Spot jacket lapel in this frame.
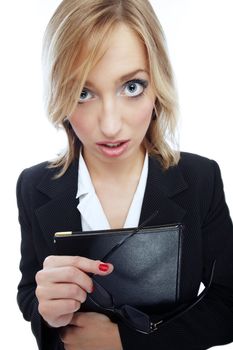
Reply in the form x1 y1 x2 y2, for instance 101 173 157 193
139 156 188 226
35 159 82 250
35 155 188 250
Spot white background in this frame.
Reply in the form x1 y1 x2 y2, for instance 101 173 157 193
0 0 232 348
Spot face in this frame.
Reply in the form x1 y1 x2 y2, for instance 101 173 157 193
69 24 155 167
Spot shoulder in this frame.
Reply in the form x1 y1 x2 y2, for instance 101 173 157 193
17 161 56 189
178 151 220 178
179 151 216 168
177 152 223 194
16 158 79 203
16 161 62 201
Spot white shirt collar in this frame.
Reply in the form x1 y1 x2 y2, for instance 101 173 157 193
76 152 110 230
76 152 148 231
76 152 94 199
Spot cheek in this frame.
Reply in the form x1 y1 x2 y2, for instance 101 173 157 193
132 102 153 128
69 111 92 140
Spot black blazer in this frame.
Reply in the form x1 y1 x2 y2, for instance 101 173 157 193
16 152 233 350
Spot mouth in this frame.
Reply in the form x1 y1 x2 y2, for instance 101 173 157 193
97 140 129 147
96 140 130 157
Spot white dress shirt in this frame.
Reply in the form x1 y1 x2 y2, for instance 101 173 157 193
76 152 148 231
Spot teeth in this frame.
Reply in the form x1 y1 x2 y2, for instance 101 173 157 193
105 143 121 148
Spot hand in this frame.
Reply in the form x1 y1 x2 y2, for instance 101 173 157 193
35 256 113 328
60 312 123 350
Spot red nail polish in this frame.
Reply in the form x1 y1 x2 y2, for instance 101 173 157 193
91 285 94 293
99 263 109 272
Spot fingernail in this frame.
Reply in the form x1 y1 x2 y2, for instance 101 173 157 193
91 284 94 293
99 263 109 272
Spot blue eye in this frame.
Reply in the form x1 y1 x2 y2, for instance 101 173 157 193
78 89 93 103
122 79 148 97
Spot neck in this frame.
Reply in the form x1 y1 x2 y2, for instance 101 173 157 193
83 148 146 185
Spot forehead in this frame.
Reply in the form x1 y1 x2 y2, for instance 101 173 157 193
85 24 149 85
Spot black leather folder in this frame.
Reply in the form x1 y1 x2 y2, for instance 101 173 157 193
54 223 183 312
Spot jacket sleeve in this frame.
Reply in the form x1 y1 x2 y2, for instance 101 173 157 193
16 171 63 350
118 160 233 350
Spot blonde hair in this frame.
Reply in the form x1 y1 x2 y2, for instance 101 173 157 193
43 0 180 176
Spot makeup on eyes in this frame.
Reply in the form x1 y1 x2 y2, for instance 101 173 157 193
124 78 148 89
79 89 94 102
78 77 149 103
121 78 149 98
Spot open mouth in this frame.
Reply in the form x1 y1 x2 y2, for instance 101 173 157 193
96 140 129 157
97 140 128 148
102 142 124 148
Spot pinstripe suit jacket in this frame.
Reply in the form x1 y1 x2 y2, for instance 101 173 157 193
16 152 233 349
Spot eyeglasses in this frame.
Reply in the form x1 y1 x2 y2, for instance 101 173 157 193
88 257 216 334
87 211 162 334
86 211 216 334
88 278 163 334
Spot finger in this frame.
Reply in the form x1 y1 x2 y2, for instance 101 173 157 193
43 255 114 275
38 299 81 323
36 282 87 303
71 256 114 275
36 266 94 293
60 324 80 344
69 312 110 327
69 312 88 327
69 312 83 326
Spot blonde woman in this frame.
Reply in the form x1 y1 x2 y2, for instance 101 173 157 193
16 0 233 349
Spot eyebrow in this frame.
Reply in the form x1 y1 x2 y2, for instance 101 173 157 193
117 69 149 83
85 69 149 89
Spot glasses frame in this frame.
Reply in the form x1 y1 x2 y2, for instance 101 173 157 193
87 211 165 334
86 211 215 334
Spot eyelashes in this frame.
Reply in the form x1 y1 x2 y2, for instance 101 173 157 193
79 89 94 103
78 78 149 103
121 79 148 98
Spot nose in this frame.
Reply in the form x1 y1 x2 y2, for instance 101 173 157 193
99 97 122 138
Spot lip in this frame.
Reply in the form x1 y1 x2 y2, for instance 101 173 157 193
96 140 130 158
96 139 129 145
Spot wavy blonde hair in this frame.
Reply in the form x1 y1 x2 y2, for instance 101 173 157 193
43 0 180 176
